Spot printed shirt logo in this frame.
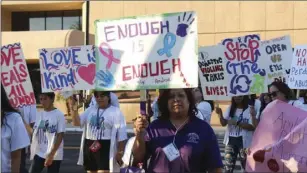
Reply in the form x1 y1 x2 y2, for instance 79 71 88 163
186 132 199 144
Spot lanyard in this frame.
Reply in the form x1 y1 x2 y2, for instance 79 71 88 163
171 118 189 150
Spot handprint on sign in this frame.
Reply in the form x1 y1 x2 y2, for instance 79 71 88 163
176 12 195 37
271 54 282 63
250 74 265 94
96 70 115 89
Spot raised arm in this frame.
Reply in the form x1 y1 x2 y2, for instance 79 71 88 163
132 116 149 165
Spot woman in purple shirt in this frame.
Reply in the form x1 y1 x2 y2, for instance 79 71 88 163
133 88 223 173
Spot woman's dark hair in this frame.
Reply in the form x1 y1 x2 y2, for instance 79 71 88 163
39 92 55 101
259 93 271 115
1 85 18 127
94 91 111 104
229 95 249 118
195 87 215 111
157 88 197 119
270 81 294 100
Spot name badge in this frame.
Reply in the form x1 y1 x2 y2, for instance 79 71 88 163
162 143 180 162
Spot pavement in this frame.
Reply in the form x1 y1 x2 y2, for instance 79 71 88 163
25 124 243 173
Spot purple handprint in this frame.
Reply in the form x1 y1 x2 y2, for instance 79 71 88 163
176 12 195 37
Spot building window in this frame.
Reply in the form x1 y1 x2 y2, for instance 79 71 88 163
12 10 82 31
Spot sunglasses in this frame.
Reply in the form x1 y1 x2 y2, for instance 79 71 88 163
269 91 279 97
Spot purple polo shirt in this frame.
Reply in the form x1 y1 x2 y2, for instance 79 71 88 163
144 116 223 172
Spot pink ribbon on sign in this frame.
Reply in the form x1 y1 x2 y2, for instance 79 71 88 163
99 42 121 69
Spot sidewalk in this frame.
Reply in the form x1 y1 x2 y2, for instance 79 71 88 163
65 121 226 135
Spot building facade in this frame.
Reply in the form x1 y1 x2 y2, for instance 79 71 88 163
2 1 307 124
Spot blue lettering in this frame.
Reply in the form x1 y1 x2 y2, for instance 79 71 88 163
87 49 95 63
43 69 76 90
229 74 251 94
40 52 57 70
71 48 81 65
54 52 64 65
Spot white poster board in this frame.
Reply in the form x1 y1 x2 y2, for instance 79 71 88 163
260 35 293 84
198 45 230 100
221 34 268 96
39 45 95 92
95 11 198 90
1 43 36 108
288 45 307 89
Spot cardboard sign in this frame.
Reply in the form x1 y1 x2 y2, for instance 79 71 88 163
261 35 293 84
288 45 307 89
246 100 307 172
221 34 268 96
95 11 198 90
39 45 95 92
1 43 36 108
198 45 230 100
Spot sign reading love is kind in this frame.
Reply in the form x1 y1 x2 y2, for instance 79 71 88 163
246 100 307 173
95 11 198 90
221 34 268 96
198 45 230 100
288 45 307 89
260 35 293 84
39 45 96 92
1 43 36 108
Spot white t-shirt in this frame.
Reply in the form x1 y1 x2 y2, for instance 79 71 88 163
122 136 136 166
32 109 66 160
89 92 119 108
80 105 127 141
18 104 36 125
1 112 30 172
223 107 252 137
195 101 212 124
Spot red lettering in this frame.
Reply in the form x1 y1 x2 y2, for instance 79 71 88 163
224 40 258 62
295 48 307 58
172 58 181 73
149 62 159 76
1 72 10 86
297 58 307 66
160 60 170 75
18 63 28 78
132 65 141 78
1 46 23 66
205 86 228 96
140 64 148 77
122 66 131 81
224 42 236 61
9 69 19 84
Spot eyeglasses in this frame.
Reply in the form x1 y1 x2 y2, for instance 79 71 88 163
269 91 279 97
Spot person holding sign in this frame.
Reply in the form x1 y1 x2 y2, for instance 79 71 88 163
269 81 305 110
215 95 255 173
133 89 223 173
193 87 214 124
1 86 30 173
69 91 127 173
28 92 66 173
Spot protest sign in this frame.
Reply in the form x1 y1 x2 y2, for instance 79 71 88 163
221 34 268 96
39 45 95 92
95 11 198 90
1 43 36 108
198 45 230 100
288 45 307 89
246 100 307 172
261 35 293 84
